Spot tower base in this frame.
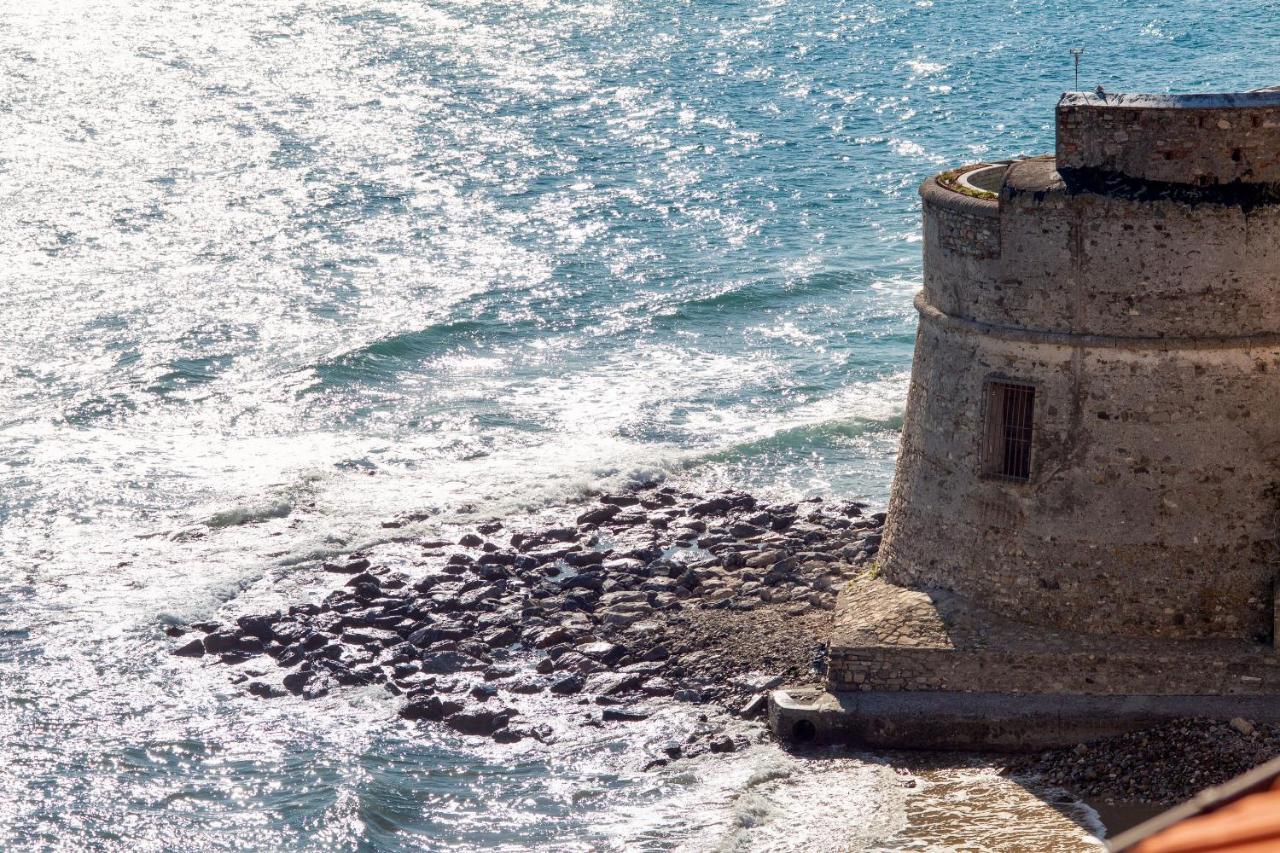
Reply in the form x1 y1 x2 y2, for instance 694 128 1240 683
767 577 1280 751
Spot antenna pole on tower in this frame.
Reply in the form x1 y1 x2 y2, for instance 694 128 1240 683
1070 48 1084 91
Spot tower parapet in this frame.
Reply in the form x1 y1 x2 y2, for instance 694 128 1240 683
1057 90 1280 186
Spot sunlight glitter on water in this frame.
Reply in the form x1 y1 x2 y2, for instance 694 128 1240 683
4 0 1280 847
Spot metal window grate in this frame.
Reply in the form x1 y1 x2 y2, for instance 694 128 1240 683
984 381 1035 481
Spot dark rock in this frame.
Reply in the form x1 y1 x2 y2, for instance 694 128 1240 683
282 669 311 695
576 505 621 525
459 533 484 547
202 629 240 654
420 651 484 674
399 695 464 721
506 677 545 694
689 497 731 516
584 671 646 697
535 657 555 674
477 521 503 535
492 727 523 744
709 735 737 754
470 683 499 701
446 705 515 736
602 708 650 722
324 558 370 574
236 614 277 641
172 637 206 657
247 680 287 699
575 641 626 664
550 674 584 695
482 626 519 647
529 626 570 648
662 742 683 759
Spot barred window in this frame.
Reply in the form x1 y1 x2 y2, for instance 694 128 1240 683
984 381 1035 482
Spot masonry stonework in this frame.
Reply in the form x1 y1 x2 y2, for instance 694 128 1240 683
879 93 1280 646
771 91 1280 747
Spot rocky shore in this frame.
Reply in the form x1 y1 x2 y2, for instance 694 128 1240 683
169 483 884 756
1016 717 1280 806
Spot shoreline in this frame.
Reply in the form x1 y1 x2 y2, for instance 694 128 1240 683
170 482 881 755
167 481 1279 841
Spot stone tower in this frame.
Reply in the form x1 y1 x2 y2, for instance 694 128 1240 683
882 91 1280 642
772 91 1280 749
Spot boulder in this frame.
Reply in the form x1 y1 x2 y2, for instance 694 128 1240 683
399 695 463 721
172 638 206 658
549 674 584 695
420 651 484 674
584 671 646 697
446 705 515 736
576 505 621 525
324 558 370 574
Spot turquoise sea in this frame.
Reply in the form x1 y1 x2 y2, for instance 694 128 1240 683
2 0 1278 849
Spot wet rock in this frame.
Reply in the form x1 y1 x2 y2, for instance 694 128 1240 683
420 651 484 674
506 677 545 694
492 727 523 744
247 680 288 699
236 614 278 642
550 674 584 695
172 637 206 657
446 705 515 736
324 558 370 574
477 521 503 535
584 671 646 697
731 672 784 693
202 629 241 654
689 497 731 516
602 708 650 722
575 641 625 664
399 695 464 721
471 683 499 701
576 505 621 525
528 626 570 648
459 533 484 547
482 626 519 647
564 551 604 568
709 735 736 754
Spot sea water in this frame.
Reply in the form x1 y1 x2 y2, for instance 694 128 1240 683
1 0 1276 848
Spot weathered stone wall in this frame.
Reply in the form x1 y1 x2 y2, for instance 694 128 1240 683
827 646 1280 695
1057 91 1280 186
923 159 1280 339
826 578 1280 695
883 155 1280 641
883 313 1280 640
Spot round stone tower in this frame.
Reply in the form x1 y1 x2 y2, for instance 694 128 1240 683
880 91 1280 642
